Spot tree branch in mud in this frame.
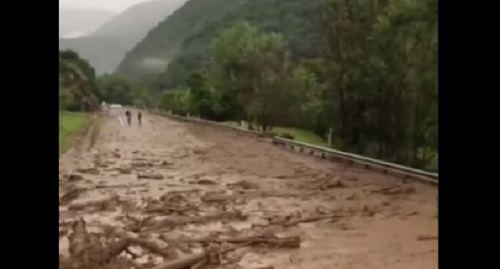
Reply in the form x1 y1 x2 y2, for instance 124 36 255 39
282 214 345 227
67 218 132 268
112 228 178 259
180 235 301 249
149 242 254 269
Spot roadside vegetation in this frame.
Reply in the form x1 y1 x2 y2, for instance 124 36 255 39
157 0 437 171
59 112 88 152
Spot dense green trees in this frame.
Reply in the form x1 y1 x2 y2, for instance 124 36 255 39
59 50 154 111
59 50 100 111
96 74 154 108
157 0 438 170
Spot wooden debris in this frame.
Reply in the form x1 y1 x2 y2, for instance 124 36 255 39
417 234 438 241
144 204 197 215
60 187 84 205
132 162 154 168
138 173 164 180
112 228 177 259
68 195 120 211
141 211 246 233
67 218 131 268
150 242 252 269
201 193 233 203
190 179 217 185
228 180 259 190
182 234 301 249
76 167 100 175
68 174 84 181
150 251 207 269
119 168 133 174
283 214 344 227
96 183 148 189
371 185 415 195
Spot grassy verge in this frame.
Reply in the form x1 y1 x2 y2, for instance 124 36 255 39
59 112 89 153
224 121 329 148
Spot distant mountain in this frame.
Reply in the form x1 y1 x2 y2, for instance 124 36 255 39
59 8 115 38
93 0 188 48
58 0 188 75
59 36 127 75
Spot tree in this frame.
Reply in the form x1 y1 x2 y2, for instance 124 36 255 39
59 50 100 111
209 22 292 131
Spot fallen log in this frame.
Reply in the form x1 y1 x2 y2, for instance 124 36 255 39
96 183 147 189
200 191 310 203
283 214 345 227
181 235 301 249
138 173 164 180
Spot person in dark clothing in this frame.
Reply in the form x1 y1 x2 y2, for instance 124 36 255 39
137 111 142 126
125 110 132 126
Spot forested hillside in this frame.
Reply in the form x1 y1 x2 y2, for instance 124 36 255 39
128 0 438 171
116 0 325 90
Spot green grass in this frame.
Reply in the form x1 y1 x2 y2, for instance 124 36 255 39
59 112 89 153
224 121 330 148
271 127 330 147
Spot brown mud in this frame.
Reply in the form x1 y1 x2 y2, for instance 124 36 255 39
59 108 437 269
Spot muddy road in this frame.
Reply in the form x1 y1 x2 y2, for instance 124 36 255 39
59 108 438 269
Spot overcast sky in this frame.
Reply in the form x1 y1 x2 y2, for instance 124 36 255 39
60 0 153 12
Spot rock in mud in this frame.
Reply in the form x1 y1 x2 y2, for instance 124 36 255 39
137 173 164 180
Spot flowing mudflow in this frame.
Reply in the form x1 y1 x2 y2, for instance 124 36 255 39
59 108 437 269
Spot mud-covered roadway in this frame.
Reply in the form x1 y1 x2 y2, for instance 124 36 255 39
59 108 437 269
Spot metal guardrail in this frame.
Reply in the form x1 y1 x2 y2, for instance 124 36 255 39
156 111 438 186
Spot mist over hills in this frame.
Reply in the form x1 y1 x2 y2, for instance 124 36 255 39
59 8 115 38
59 0 188 75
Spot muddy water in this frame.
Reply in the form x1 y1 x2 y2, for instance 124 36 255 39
59 108 437 269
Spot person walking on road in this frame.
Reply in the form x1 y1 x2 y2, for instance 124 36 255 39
138 111 142 126
125 110 132 126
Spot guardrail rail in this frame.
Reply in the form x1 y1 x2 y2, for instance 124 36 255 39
154 110 438 186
